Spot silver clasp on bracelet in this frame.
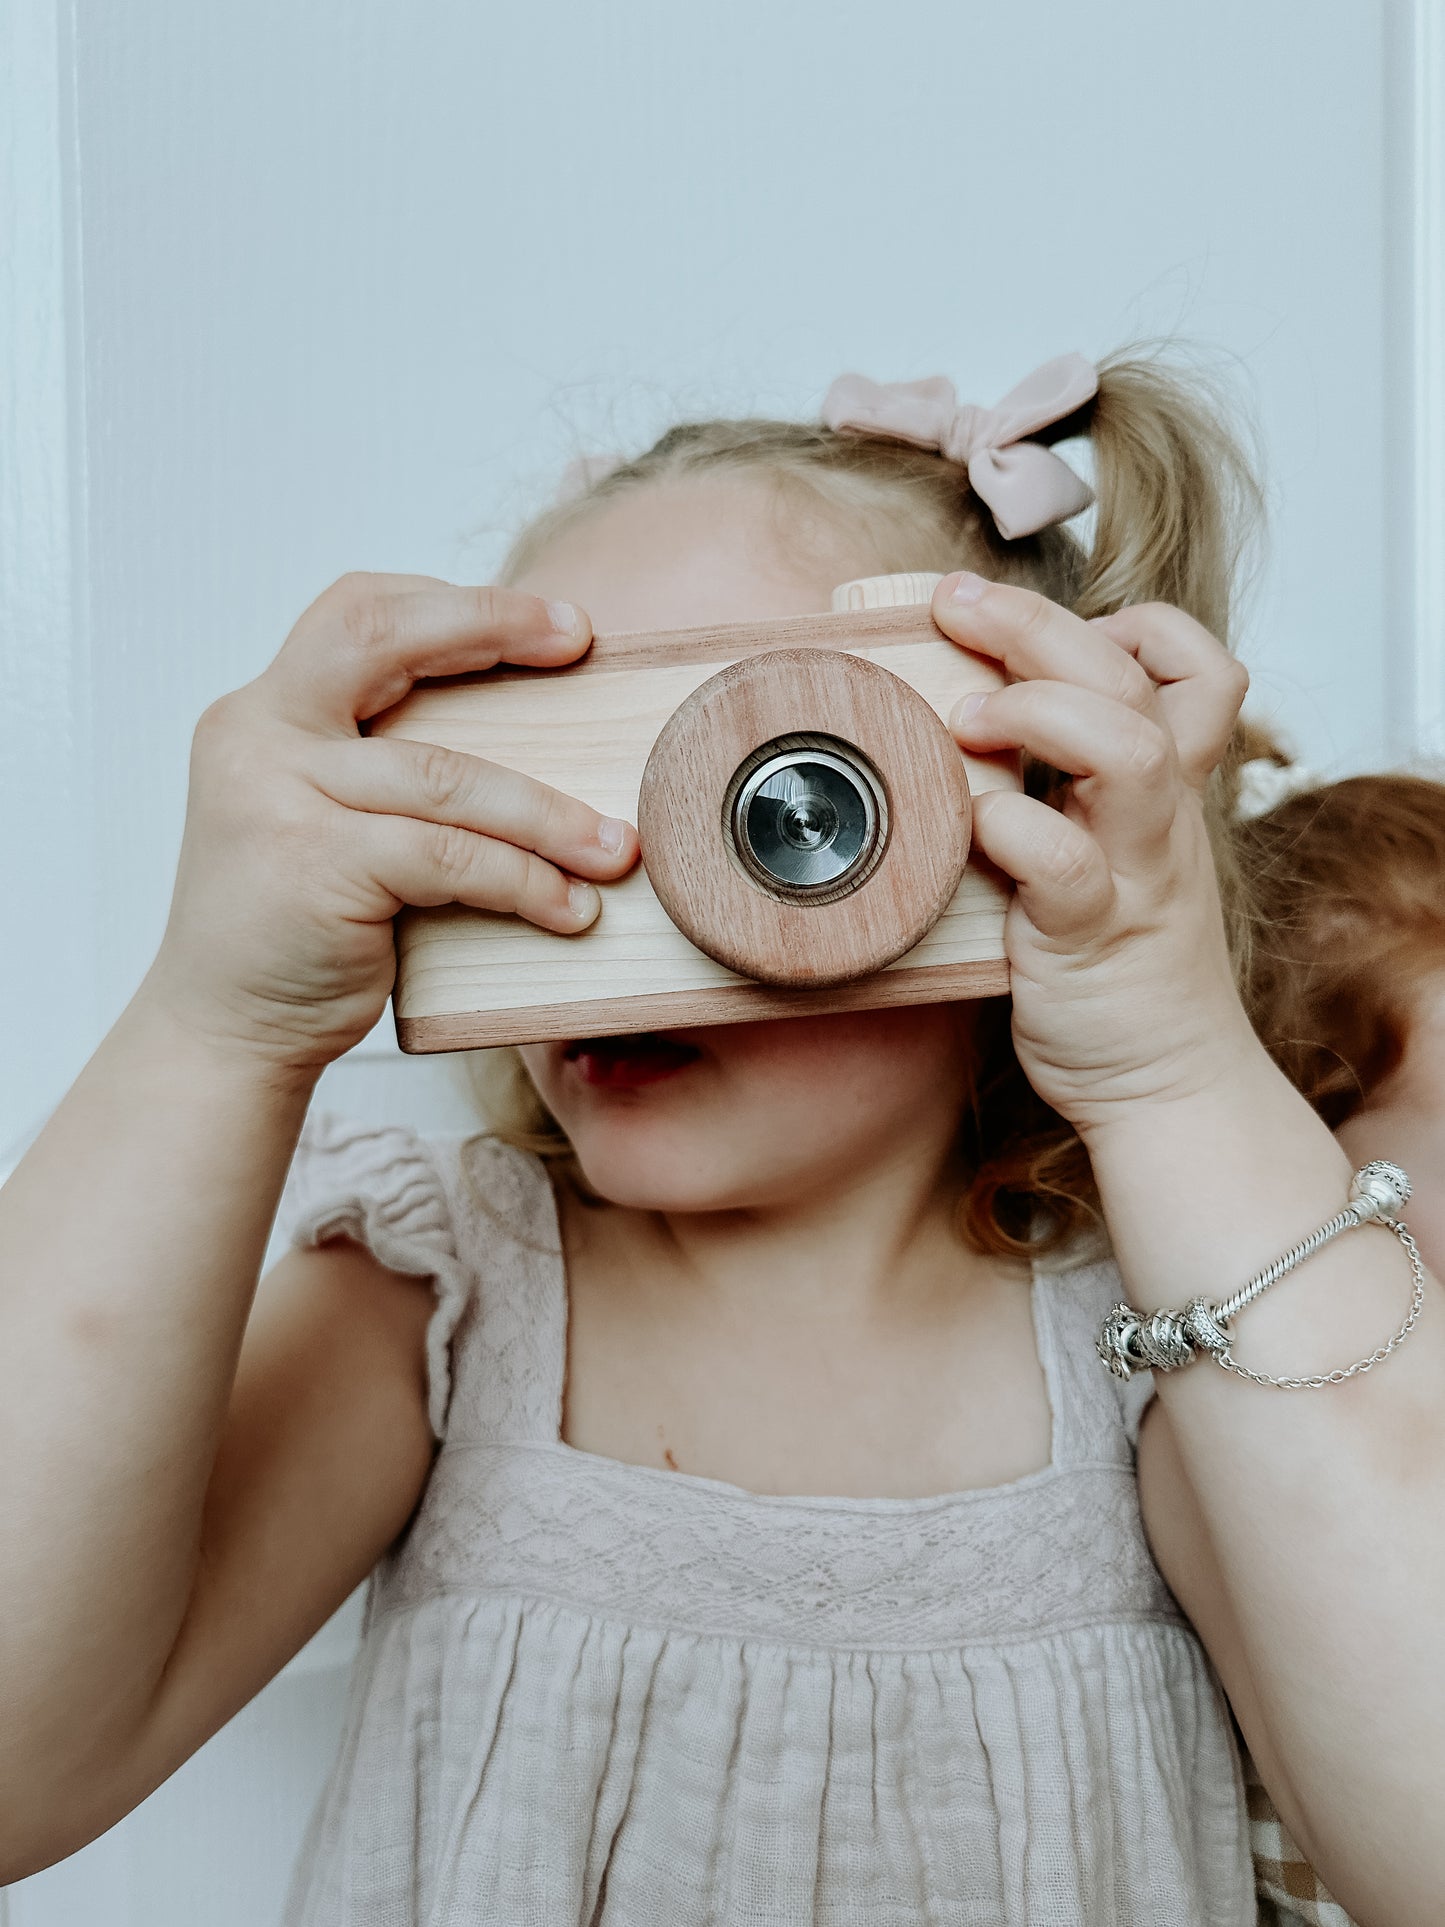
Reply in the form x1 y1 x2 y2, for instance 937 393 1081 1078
1095 1162 1428 1390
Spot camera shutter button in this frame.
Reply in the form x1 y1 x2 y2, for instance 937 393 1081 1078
829 571 946 612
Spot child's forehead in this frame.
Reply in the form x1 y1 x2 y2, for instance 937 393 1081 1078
509 475 853 636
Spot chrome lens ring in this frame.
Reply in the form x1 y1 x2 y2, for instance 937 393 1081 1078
727 736 887 901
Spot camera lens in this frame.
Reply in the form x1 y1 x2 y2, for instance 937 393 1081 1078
776 789 840 854
731 742 883 894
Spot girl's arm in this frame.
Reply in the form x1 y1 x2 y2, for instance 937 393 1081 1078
0 573 638 1875
1094 1058 1444 1927
0 1001 440 1878
932 572 1445 1927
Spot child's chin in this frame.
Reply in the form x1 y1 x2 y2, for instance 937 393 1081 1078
576 1165 727 1215
571 1141 752 1215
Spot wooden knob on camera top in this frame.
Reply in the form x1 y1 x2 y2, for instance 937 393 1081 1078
830 571 946 612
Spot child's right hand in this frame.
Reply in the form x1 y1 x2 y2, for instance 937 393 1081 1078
141 572 639 1077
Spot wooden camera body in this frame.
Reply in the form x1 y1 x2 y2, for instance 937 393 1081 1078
373 572 1020 1051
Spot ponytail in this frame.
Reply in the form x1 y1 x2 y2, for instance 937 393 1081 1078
1077 350 1265 643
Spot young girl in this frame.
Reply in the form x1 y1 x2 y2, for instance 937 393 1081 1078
1239 763 1445 1271
3 352 1442 1926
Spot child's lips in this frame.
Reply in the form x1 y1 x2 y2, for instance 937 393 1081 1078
562 1032 704 1091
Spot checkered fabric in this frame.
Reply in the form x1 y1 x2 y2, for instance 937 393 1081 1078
1243 1747 1358 1926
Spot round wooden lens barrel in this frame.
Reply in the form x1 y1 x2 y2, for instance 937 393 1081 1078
637 645 972 987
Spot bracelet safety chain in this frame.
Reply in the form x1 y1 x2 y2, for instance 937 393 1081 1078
1096 1161 1428 1390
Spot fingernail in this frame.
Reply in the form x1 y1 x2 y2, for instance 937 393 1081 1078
597 816 627 853
948 571 988 606
547 599 581 636
951 692 990 727
567 880 600 922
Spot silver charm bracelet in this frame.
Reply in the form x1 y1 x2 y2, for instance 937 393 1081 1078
1096 1161 1428 1390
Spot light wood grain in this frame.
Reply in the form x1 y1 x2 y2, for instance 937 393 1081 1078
394 959 1013 1050
464 599 969 682
372 604 1019 1047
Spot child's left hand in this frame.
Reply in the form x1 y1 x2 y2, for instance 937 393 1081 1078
930 570 1262 1140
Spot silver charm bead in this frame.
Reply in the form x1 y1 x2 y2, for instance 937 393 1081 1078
1096 1303 1146 1380
1182 1298 1232 1358
1096 1299 1210 1378
1349 1160 1412 1222
1137 1308 1196 1372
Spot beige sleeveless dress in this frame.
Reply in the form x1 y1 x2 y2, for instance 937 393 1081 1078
274 1109 1256 1925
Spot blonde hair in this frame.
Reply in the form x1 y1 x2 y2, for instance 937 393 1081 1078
463 347 1267 1256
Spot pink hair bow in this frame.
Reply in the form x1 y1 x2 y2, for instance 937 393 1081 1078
820 352 1099 540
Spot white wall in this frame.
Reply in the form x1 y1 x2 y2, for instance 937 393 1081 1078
4 0 1443 1918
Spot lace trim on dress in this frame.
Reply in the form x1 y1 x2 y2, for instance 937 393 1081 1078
373 1436 1186 1648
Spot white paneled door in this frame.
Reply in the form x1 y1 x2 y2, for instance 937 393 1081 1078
3 0 1442 1918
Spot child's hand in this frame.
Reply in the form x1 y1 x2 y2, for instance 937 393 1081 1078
142 573 639 1077
931 572 1260 1139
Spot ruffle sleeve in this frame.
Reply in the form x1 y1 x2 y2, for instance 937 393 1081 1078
274 1108 472 1441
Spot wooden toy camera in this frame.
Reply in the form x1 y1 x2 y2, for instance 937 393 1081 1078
373 572 1021 1051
